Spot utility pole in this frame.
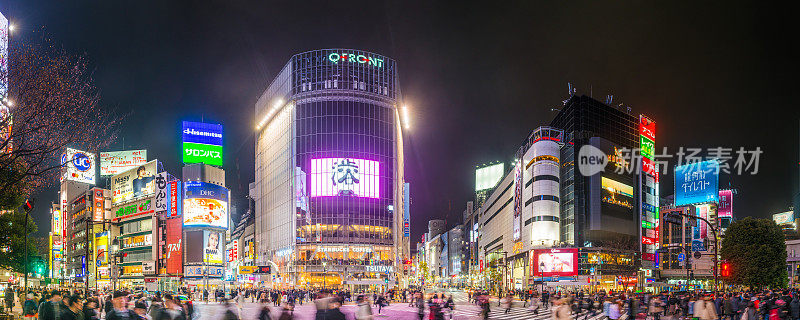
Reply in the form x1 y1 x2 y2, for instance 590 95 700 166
23 199 35 293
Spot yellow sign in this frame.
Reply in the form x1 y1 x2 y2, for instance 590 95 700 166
239 266 259 274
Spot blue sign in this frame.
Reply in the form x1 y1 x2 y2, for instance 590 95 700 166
675 160 719 206
678 253 685 262
182 121 223 146
73 152 92 172
692 240 705 252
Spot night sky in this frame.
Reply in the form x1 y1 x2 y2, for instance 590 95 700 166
2 1 797 240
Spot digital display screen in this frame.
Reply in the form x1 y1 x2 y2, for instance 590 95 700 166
675 160 719 206
183 181 229 229
310 158 380 198
534 248 578 276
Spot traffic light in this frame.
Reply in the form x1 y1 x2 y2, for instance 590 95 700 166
721 262 731 277
23 198 35 213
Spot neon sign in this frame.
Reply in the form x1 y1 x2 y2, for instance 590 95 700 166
328 52 384 68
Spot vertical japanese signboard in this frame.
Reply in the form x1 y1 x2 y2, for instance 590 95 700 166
154 172 169 214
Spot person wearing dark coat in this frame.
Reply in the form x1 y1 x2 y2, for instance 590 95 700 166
789 297 800 320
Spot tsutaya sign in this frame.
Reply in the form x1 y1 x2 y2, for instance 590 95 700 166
328 52 384 68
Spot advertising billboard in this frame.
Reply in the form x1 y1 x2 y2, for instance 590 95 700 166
0 11 8 98
182 121 223 166
183 181 229 229
773 211 795 227
675 160 719 206
476 163 504 191
111 160 157 204
154 172 169 214
169 180 182 217
100 150 147 176
114 199 153 220
94 231 109 268
310 158 380 198
203 230 224 265
534 248 578 277
93 189 105 221
60 148 96 185
184 230 204 263
165 218 183 274
718 189 733 218
52 208 62 236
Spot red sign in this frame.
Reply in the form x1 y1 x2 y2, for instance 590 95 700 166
641 236 657 245
718 190 733 218
165 218 183 274
533 248 579 277
228 240 239 262
639 115 656 141
479 259 484 272
642 157 656 176
642 253 655 261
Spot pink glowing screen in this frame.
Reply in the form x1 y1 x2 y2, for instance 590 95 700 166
310 158 380 198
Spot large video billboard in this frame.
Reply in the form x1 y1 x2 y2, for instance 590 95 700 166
310 158 380 198
182 121 223 166
774 211 795 227
60 148 96 185
533 248 578 277
476 163 504 191
675 160 719 206
100 150 147 176
183 181 229 229
111 160 157 204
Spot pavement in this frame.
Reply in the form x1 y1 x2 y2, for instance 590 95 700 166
192 291 631 320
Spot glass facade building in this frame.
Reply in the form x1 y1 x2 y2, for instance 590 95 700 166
550 95 639 247
254 49 408 289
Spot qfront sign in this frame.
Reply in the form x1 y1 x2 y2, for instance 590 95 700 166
328 52 384 68
182 121 223 166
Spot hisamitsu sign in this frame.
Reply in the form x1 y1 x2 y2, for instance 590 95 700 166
674 160 719 207
182 121 223 166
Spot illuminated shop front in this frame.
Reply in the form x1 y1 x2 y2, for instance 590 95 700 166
254 49 409 290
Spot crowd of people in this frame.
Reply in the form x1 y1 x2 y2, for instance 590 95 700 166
9 285 800 320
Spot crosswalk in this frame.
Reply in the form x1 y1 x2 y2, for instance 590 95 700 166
451 305 629 320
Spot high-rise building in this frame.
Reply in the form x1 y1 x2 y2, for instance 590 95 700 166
253 49 407 290
550 95 639 247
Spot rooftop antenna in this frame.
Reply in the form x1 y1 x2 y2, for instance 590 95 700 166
605 95 614 105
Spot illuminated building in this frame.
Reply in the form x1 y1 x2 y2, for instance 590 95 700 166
253 49 408 290
521 126 563 247
549 95 640 248
64 187 111 288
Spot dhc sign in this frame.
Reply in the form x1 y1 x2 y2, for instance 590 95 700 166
328 52 384 68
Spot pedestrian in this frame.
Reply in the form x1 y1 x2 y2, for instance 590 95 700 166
155 294 186 320
325 301 346 320
38 290 63 320
356 295 374 320
83 298 100 320
501 294 512 314
59 295 85 320
133 300 152 320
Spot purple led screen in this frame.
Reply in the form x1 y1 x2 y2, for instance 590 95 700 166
310 158 380 198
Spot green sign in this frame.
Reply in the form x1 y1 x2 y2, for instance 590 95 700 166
642 220 654 229
640 136 655 160
115 200 152 219
182 142 223 166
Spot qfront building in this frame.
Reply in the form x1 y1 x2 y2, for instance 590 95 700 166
254 49 409 290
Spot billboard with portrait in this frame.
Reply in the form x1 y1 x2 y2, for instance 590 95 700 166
310 158 380 198
100 150 147 176
60 148 96 185
203 230 224 265
533 248 578 277
675 160 719 206
111 160 157 204
183 181 229 229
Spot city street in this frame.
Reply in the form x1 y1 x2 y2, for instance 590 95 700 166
193 291 630 320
